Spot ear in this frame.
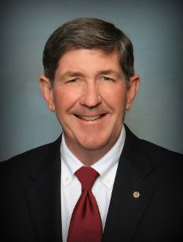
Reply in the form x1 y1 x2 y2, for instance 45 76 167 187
126 74 140 111
39 75 55 112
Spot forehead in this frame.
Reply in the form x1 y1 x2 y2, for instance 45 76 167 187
61 47 120 58
56 48 121 74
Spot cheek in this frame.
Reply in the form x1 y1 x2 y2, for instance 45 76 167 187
102 85 127 108
53 87 80 112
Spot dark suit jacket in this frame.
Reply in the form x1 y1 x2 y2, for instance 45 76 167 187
0 126 183 242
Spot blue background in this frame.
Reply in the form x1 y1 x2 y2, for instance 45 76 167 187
0 0 183 160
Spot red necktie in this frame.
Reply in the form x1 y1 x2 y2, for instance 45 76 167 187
67 166 102 242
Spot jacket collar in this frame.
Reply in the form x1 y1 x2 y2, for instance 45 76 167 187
102 126 155 241
24 125 155 242
25 136 62 242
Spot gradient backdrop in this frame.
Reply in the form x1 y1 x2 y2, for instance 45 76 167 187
0 0 183 161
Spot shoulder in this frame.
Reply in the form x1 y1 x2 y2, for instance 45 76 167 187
125 124 183 158
139 139 183 182
125 125 183 172
140 138 183 159
139 138 183 165
0 136 61 181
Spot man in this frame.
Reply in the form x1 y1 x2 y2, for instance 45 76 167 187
0 18 183 242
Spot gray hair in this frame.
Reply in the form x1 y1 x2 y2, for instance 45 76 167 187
43 18 134 84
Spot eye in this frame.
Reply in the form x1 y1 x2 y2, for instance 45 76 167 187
67 78 77 83
102 76 114 82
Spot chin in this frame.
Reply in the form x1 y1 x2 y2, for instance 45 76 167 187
77 134 112 151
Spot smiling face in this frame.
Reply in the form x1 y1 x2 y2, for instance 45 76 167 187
40 49 139 164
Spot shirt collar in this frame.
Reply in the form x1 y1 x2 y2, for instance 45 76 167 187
61 125 126 189
61 136 83 187
92 125 125 189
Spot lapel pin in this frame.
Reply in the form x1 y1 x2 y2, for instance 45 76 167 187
133 191 140 198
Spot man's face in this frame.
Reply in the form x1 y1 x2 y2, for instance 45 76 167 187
40 49 139 161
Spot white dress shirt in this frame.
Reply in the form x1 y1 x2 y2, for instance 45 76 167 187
61 126 126 242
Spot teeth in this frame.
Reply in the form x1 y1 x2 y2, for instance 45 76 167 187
77 115 102 121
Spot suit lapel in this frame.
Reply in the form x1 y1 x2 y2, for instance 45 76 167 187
25 137 62 242
23 127 155 242
102 127 155 241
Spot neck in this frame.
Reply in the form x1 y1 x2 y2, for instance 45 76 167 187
64 135 121 166
69 148 108 166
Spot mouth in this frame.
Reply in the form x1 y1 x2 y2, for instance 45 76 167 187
74 114 107 121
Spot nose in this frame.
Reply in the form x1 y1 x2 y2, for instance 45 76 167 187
80 81 102 108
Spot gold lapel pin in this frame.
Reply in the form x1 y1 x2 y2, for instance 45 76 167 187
133 191 140 198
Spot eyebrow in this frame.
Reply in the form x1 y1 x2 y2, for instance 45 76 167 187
96 69 121 77
60 71 85 80
60 69 121 80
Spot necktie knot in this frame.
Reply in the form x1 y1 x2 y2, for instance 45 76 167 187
75 166 99 191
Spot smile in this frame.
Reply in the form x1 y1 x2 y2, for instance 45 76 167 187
74 114 106 121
